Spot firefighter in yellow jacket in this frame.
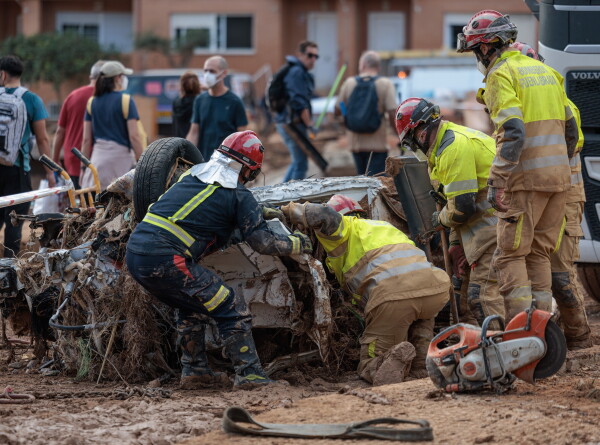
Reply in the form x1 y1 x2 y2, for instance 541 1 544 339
457 11 579 320
281 196 450 384
395 97 504 329
511 42 592 349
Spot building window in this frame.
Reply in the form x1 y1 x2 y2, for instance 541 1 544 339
444 13 537 50
56 12 133 52
62 23 100 42
170 14 253 52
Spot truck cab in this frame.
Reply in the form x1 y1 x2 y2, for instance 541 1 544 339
533 0 600 294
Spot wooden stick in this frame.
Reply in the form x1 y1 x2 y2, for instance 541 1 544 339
438 202 460 323
96 323 118 384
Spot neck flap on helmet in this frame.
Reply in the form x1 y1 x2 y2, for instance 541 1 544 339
190 151 243 189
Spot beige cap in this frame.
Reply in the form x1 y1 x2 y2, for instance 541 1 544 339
100 61 133 78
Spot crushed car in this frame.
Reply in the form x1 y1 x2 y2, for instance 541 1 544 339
0 138 431 382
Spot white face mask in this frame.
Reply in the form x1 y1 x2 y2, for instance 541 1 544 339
203 72 221 88
120 75 129 91
477 61 488 76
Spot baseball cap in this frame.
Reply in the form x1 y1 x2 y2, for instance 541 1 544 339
100 61 133 78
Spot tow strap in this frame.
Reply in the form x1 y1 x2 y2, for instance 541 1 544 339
222 406 433 441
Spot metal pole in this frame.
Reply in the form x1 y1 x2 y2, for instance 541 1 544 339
314 64 347 130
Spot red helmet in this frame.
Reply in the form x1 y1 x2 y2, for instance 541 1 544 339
327 194 367 216
395 98 440 143
217 130 264 171
511 42 545 62
457 10 517 53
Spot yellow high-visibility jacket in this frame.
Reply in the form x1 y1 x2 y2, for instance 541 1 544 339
315 215 449 313
484 49 575 192
428 121 498 264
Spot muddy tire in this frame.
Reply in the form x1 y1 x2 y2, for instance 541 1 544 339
133 137 204 222
577 263 600 303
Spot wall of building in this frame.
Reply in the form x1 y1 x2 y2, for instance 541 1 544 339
0 1 21 41
132 0 285 78
409 0 533 50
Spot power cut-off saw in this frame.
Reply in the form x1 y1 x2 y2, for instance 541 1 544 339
426 309 567 393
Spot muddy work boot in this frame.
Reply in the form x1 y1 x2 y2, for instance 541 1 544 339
408 318 435 379
223 331 273 388
177 320 229 389
371 342 416 386
552 272 592 350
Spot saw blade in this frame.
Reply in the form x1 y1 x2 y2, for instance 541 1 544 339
533 319 567 380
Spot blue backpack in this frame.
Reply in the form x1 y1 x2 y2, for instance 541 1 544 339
344 76 381 134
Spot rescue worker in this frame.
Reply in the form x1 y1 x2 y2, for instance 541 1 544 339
511 42 591 349
457 11 579 320
395 98 505 329
281 195 450 383
126 131 312 389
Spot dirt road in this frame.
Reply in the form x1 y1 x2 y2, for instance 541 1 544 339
1 307 599 445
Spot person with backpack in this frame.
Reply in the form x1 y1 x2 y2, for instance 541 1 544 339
335 51 397 176
272 41 318 182
0 55 55 257
80 61 144 192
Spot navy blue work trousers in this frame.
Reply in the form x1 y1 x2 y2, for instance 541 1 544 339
126 251 252 339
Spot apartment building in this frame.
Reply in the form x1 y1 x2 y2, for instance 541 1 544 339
1 0 534 92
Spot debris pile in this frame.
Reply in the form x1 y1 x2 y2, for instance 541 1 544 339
1 170 413 383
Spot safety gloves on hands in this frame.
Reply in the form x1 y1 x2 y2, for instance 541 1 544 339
448 243 468 277
281 202 309 228
288 230 313 254
431 210 446 232
261 204 285 221
487 186 508 212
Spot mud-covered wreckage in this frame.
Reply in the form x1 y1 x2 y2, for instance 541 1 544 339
0 142 429 382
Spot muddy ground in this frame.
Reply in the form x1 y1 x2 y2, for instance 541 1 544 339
2 131 600 444
1 298 599 445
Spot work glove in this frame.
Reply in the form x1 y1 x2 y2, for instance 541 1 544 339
431 210 446 232
261 204 285 221
281 202 309 228
448 243 468 277
288 230 313 255
487 186 508 212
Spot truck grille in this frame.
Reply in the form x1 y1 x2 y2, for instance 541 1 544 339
567 71 600 129
581 135 600 241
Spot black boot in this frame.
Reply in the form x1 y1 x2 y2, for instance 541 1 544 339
177 320 229 389
223 330 273 388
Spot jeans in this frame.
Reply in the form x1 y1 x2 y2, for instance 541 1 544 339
352 151 388 176
276 123 308 182
0 165 32 257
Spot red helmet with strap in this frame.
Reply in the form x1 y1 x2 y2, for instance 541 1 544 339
395 98 440 144
457 10 518 53
511 42 544 62
217 130 264 171
327 194 367 216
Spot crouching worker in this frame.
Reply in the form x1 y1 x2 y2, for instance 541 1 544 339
281 195 450 384
126 131 311 389
395 98 504 329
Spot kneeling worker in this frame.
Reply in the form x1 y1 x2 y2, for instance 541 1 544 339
126 131 311 389
282 196 450 383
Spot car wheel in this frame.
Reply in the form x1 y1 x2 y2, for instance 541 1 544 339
133 137 204 222
577 263 600 303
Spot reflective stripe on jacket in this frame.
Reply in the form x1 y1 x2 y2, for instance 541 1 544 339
429 121 498 264
567 99 585 204
484 49 571 192
315 216 449 313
